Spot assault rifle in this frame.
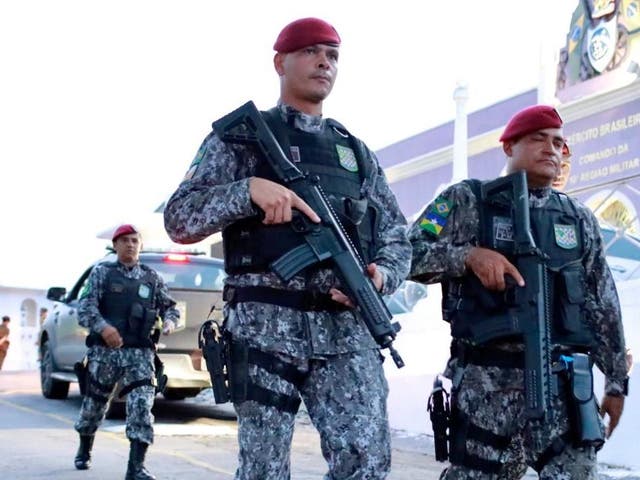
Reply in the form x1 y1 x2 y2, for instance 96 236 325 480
212 101 404 368
469 171 553 419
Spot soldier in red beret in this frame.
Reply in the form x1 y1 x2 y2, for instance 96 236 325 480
165 16 411 480
409 105 627 478
73 223 179 479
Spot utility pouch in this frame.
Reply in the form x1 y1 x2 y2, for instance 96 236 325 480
198 319 230 404
556 266 586 334
129 302 144 331
427 375 450 461
141 308 158 338
566 353 605 450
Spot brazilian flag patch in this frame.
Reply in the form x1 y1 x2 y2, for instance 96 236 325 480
419 197 453 236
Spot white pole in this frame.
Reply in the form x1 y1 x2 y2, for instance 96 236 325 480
452 81 469 183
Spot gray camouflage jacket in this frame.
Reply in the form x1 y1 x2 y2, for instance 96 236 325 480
78 261 180 337
408 181 628 396
164 102 411 358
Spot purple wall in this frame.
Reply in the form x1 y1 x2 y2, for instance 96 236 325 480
377 89 537 170
381 90 640 219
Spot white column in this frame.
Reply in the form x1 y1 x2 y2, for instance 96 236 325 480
452 82 469 183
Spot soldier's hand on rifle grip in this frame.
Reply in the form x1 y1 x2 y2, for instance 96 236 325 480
600 394 625 438
101 324 123 348
249 177 320 224
329 263 383 307
465 246 525 291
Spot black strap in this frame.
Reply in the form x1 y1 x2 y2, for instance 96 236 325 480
224 285 347 312
467 422 511 450
86 377 111 403
532 432 572 472
118 379 154 398
247 384 301 414
459 453 503 474
457 344 525 369
248 348 307 388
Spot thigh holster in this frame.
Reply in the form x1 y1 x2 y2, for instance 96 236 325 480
228 339 306 414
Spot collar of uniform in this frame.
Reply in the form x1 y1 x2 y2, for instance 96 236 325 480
529 187 553 208
275 101 324 133
116 261 141 274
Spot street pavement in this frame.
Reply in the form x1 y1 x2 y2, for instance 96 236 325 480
0 370 443 479
2 370 637 479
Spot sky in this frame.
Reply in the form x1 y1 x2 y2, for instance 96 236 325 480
0 0 579 290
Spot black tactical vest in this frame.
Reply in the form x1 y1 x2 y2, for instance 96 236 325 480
443 181 595 349
222 108 379 275
98 262 157 348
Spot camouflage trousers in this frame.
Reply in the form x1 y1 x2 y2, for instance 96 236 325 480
441 364 599 480
74 346 156 444
233 347 391 480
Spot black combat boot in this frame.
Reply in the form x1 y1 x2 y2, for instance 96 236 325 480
74 434 94 470
125 440 156 480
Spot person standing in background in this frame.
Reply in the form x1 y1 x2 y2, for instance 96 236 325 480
0 316 11 370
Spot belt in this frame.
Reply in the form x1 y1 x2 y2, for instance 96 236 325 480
223 285 348 312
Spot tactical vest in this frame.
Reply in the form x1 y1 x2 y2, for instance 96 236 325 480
222 108 379 275
443 180 595 349
96 262 157 348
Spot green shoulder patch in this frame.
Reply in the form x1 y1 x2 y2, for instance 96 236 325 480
79 282 91 299
184 145 206 180
419 197 453 236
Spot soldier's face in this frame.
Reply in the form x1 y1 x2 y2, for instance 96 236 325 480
504 128 564 188
552 159 572 190
275 43 339 107
113 233 142 265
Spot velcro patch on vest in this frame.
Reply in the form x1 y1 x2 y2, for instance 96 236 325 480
110 283 125 293
554 224 578 249
419 197 453 236
336 145 358 172
138 284 151 299
289 146 301 163
493 216 514 243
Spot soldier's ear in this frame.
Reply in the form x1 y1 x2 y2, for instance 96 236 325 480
274 53 285 76
502 141 513 157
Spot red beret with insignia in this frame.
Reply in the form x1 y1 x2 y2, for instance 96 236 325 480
112 224 139 242
273 17 341 53
499 105 563 143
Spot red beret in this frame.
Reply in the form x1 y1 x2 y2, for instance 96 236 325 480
499 105 563 143
112 224 139 242
274 17 341 53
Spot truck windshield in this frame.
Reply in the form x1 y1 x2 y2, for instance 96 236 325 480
145 259 226 291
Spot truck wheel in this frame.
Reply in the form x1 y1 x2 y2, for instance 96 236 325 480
40 341 70 399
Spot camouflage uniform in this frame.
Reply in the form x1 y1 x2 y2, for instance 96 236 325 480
164 102 411 479
409 182 627 479
74 261 179 444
